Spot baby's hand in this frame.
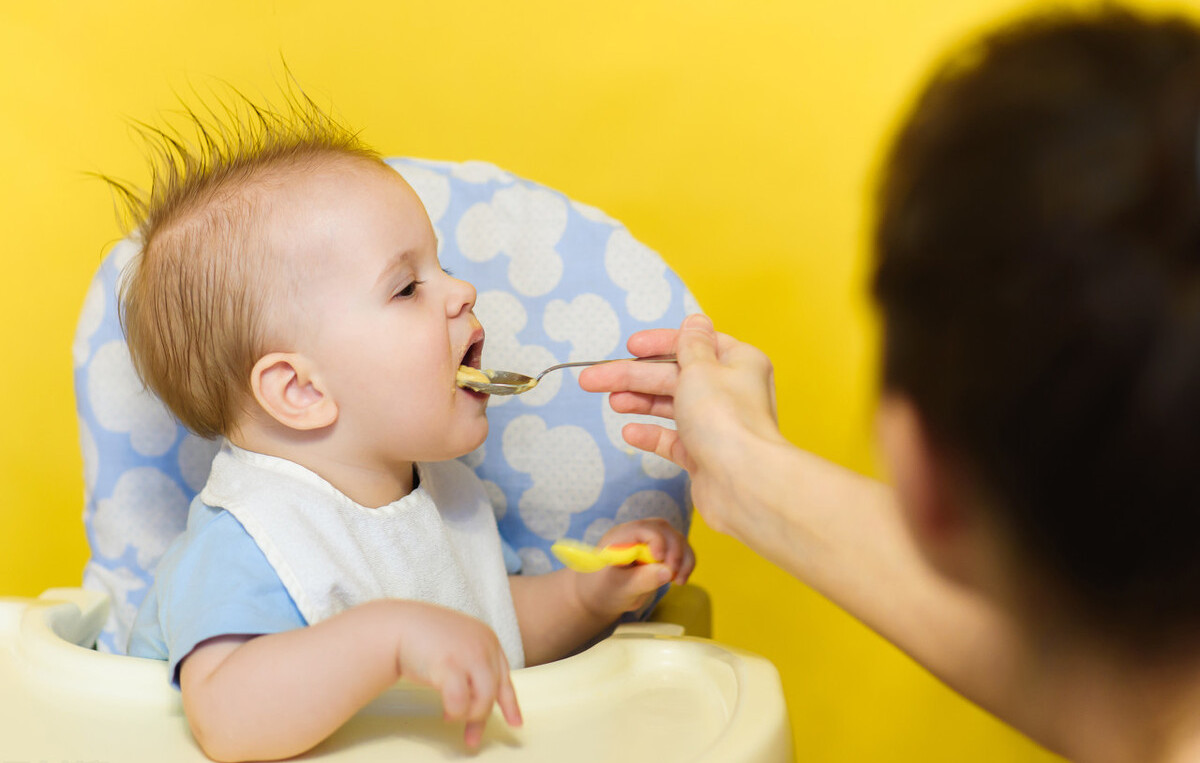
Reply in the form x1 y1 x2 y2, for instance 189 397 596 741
574 518 696 618
393 602 522 748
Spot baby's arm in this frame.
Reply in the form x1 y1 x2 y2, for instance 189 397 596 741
179 599 521 762
509 518 695 665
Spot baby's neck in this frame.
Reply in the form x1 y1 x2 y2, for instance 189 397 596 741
299 452 417 508
229 429 416 509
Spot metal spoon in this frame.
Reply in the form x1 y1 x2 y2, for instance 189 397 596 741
456 354 677 396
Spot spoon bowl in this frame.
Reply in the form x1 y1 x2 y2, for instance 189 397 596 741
457 354 676 396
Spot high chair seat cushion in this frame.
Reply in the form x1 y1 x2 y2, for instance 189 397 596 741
77 158 697 653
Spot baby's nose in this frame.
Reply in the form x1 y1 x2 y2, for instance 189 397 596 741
448 275 477 315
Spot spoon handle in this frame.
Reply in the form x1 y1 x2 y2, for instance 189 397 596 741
537 354 677 380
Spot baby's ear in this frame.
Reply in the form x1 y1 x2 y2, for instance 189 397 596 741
250 352 338 430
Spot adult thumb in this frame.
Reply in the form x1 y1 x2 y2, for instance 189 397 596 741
676 314 718 367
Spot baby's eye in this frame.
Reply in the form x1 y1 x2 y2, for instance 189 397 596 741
394 280 424 299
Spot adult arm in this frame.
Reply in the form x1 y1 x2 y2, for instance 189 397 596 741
578 315 1045 745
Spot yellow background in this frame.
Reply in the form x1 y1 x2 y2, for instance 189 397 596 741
1 1 1190 759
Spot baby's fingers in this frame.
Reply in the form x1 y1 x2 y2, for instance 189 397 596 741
624 519 681 566
439 671 470 723
657 537 695 586
496 671 523 728
455 672 497 748
460 657 522 748
627 559 675 594
652 526 695 585
464 720 486 749
671 542 697 585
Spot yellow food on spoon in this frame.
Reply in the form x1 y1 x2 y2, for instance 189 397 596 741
551 538 659 573
456 365 490 387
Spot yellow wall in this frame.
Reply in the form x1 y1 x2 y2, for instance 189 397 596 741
1 1 1191 759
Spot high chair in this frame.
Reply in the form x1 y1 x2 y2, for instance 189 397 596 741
0 158 792 761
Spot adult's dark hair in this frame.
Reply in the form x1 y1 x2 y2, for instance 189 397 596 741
874 7 1200 647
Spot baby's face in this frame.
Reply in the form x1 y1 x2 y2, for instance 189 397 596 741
267 157 489 465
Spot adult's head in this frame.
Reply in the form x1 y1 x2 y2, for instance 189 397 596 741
874 7 1200 651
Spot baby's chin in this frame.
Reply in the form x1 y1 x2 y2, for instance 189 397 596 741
458 422 489 455
415 418 489 463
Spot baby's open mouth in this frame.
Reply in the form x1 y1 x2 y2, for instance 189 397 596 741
456 335 488 393
461 336 484 371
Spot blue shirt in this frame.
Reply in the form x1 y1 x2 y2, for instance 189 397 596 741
127 498 307 687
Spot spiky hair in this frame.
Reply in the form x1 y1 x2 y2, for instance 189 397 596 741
105 88 381 438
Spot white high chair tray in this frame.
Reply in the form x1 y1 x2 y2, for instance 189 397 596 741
0 588 792 762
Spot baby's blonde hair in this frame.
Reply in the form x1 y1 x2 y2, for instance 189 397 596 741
107 89 381 438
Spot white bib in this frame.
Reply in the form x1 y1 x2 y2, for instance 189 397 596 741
200 442 524 668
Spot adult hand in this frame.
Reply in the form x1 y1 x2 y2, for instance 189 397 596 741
583 315 1040 745
579 314 788 537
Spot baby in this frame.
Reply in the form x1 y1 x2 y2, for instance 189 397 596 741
119 97 694 762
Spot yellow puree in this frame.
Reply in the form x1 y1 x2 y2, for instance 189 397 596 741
456 365 490 387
